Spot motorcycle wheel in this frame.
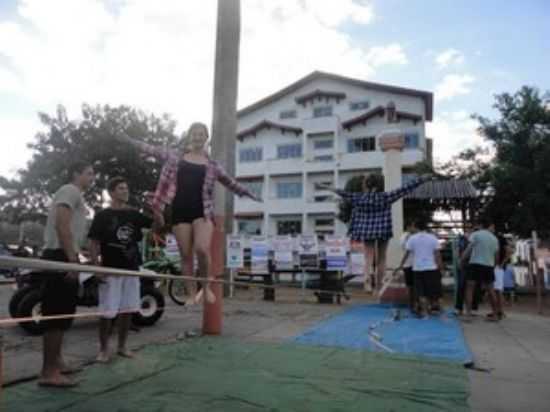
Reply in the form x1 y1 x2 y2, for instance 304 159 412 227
9 285 34 318
132 286 165 326
17 289 46 335
168 278 188 306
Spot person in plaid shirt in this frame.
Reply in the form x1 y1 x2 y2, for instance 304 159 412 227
117 122 261 304
318 174 429 291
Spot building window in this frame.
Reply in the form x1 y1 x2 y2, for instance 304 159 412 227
277 220 302 235
314 217 334 236
279 109 297 119
404 133 419 149
313 139 334 150
314 180 333 202
277 143 302 159
347 136 376 153
315 218 334 227
239 147 263 162
314 155 333 162
402 173 418 185
349 100 370 111
276 182 302 199
238 220 262 235
313 106 333 118
314 195 332 202
240 180 263 199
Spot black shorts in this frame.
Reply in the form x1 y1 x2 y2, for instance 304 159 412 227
414 270 442 300
171 200 204 225
41 249 79 331
467 264 495 284
404 267 414 288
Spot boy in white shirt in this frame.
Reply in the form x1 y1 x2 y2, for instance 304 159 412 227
399 221 419 313
397 219 444 317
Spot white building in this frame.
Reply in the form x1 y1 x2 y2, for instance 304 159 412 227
234 71 434 237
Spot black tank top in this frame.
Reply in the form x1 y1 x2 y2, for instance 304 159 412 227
172 159 206 213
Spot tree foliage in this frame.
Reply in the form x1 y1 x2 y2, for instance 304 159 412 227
0 104 181 223
440 86 550 238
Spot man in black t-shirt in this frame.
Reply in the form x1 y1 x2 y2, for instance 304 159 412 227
88 177 153 363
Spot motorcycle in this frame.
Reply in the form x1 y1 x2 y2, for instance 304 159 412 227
9 268 165 335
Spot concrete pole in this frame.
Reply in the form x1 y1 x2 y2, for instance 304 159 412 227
203 0 241 335
379 133 405 270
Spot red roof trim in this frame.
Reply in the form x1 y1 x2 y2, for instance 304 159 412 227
396 110 422 124
238 71 433 121
341 106 385 130
237 120 303 140
295 89 346 106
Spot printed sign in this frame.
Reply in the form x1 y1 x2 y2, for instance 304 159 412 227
325 235 347 269
272 235 294 269
227 235 244 268
298 235 318 268
250 236 269 273
349 251 365 276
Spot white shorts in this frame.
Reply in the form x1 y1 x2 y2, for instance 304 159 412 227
494 268 504 292
98 276 140 319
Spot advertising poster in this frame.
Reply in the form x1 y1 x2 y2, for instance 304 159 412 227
226 235 244 268
272 235 294 269
298 235 318 268
325 235 347 269
349 251 365 276
250 236 269 273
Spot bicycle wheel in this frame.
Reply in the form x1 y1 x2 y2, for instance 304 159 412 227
168 277 188 305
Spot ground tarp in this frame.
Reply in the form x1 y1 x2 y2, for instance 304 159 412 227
4 337 469 412
294 304 473 364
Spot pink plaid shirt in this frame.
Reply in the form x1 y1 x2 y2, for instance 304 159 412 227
136 142 255 221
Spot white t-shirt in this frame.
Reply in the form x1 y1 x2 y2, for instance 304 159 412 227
406 231 440 272
44 184 88 252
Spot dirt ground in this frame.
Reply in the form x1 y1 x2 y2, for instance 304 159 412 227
1 283 550 411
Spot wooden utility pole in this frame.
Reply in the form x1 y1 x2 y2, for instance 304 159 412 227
203 0 241 334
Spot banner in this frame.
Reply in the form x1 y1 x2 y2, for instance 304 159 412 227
226 235 244 268
298 235 318 268
250 236 269 273
325 235 347 270
349 251 365 276
272 235 294 269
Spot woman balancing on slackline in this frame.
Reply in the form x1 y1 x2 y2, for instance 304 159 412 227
116 122 262 304
317 174 432 292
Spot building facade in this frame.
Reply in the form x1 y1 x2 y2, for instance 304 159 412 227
234 71 434 237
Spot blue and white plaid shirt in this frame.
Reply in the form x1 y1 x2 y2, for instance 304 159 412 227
337 178 427 242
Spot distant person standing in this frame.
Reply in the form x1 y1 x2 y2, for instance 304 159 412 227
461 217 500 320
39 161 95 388
88 177 153 363
396 219 444 317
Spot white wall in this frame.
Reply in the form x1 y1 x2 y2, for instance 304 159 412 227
234 74 431 235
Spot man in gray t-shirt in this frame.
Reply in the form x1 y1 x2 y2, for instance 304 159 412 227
461 217 499 320
39 162 94 388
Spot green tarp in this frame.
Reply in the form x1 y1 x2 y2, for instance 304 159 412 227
4 338 469 412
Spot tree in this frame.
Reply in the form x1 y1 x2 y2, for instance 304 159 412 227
473 86 550 237
0 104 181 223
439 86 550 238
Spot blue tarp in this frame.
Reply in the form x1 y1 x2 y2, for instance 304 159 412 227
294 304 473 365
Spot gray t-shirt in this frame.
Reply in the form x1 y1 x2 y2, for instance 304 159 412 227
44 184 88 253
469 229 499 267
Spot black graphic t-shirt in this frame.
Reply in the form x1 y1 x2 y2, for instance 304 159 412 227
88 208 153 270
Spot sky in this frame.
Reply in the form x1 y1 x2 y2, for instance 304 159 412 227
0 0 548 178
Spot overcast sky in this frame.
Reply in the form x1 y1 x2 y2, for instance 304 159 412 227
0 0 548 178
